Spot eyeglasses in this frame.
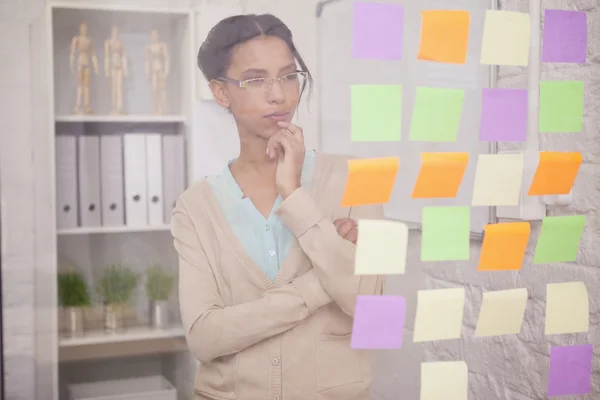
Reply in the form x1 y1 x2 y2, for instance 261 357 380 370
217 71 307 92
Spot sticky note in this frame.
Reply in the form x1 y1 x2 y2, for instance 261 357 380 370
479 88 528 142
355 219 408 275
410 87 465 142
352 2 404 60
547 344 593 397
528 152 582 195
471 154 524 206
478 222 530 271
412 153 468 198
475 288 528 337
413 288 465 342
542 10 588 64
418 10 470 64
539 81 584 133
421 361 468 400
480 10 531 66
351 85 402 142
545 281 589 335
351 295 406 349
533 215 585 263
341 157 399 207
421 207 470 261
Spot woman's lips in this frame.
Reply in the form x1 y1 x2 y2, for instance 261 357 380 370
265 112 290 122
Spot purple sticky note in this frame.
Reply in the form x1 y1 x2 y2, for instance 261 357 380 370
351 295 406 349
547 344 593 397
352 2 404 60
542 10 588 63
480 88 528 142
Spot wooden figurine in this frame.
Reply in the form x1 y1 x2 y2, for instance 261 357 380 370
145 29 170 115
104 26 128 115
70 22 99 114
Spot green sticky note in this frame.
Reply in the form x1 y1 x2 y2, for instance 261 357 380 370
410 87 465 142
534 215 585 263
351 85 402 142
539 81 584 133
422 206 470 261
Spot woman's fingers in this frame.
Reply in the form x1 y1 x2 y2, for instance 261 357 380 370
277 121 304 142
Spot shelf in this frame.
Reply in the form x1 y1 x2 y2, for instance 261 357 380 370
60 326 185 347
58 225 171 236
55 115 186 123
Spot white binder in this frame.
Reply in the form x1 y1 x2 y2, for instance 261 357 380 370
77 135 102 227
124 134 148 226
162 134 186 223
100 135 125 226
145 133 164 225
55 135 78 229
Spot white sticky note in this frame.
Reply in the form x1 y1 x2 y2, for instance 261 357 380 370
354 219 408 275
481 10 531 66
545 281 589 335
471 154 524 206
475 288 528 337
421 361 468 400
413 288 465 342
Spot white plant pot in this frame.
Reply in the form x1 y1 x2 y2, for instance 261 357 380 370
104 304 125 333
64 306 84 336
150 300 169 329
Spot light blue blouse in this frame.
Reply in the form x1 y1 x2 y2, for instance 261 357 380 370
207 150 316 280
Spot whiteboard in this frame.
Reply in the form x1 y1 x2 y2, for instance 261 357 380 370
317 0 497 235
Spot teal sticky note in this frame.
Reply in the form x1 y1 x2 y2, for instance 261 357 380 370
539 81 584 133
534 215 585 263
351 85 402 142
422 206 470 261
410 87 465 142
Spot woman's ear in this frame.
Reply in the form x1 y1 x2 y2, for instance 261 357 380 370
209 80 230 110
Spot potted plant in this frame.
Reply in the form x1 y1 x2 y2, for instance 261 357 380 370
57 271 91 336
145 265 175 329
96 264 139 333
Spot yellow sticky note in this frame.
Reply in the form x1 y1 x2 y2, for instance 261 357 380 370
545 281 589 335
413 288 465 342
412 152 469 198
481 10 531 66
475 288 528 337
341 157 399 207
471 154 524 206
418 10 471 64
420 361 468 400
354 219 408 275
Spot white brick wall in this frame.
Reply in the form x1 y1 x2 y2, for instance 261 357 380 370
0 0 597 400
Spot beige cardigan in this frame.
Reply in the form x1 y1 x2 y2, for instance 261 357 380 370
171 153 385 400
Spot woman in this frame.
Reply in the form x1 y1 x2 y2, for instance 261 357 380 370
172 14 385 400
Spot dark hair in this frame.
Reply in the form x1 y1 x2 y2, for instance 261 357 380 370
198 14 313 100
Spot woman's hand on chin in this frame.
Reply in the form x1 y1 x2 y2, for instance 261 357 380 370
267 121 306 199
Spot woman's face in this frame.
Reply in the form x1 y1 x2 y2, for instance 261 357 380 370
214 35 301 140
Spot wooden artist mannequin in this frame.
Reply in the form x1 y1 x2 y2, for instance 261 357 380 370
145 29 170 115
70 22 99 114
104 26 128 114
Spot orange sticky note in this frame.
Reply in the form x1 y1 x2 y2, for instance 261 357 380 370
528 152 582 195
341 157 399 207
412 152 469 198
478 222 530 271
418 10 470 64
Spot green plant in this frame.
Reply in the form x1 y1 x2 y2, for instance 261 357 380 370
57 271 91 307
145 265 175 302
96 264 139 307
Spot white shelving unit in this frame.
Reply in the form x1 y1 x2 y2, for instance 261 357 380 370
58 225 171 236
45 2 197 399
